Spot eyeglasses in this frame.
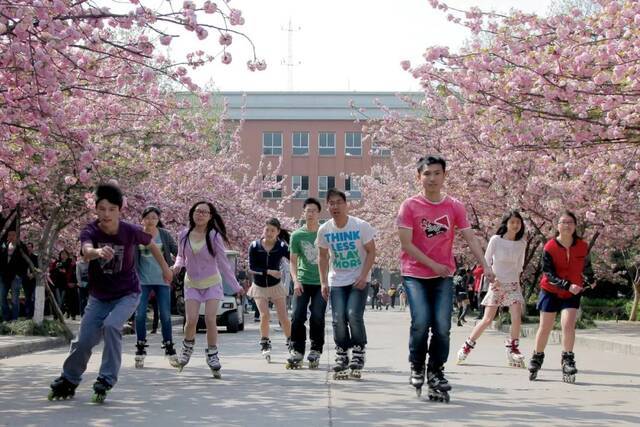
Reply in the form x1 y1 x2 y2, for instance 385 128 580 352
559 221 575 225
194 209 211 215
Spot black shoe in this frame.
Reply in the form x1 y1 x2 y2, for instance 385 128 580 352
457 319 463 327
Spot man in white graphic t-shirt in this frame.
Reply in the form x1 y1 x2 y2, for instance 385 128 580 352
317 188 376 379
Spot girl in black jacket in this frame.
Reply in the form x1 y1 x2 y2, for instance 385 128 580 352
247 218 290 361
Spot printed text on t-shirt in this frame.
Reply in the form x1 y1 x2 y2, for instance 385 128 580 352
324 231 362 269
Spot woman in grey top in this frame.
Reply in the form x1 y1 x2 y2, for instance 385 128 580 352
134 206 179 368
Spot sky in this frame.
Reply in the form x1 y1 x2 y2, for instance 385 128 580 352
169 0 556 92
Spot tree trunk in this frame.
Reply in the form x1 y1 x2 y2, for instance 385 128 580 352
630 279 640 322
33 207 61 325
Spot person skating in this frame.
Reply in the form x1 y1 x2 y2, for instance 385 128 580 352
133 206 179 369
528 211 594 383
457 210 527 368
247 218 291 363
172 201 244 378
48 183 173 403
287 198 326 369
396 155 495 402
317 188 376 380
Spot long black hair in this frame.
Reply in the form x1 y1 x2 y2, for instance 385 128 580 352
495 210 525 241
141 206 164 229
181 201 229 258
265 217 290 244
555 210 581 240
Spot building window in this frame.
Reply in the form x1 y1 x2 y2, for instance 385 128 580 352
318 176 335 199
292 175 309 199
319 132 336 156
262 132 283 156
345 176 362 199
371 144 391 157
292 132 309 156
345 132 362 156
262 175 283 199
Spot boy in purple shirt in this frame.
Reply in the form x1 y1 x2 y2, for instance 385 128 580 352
48 183 172 403
397 156 494 402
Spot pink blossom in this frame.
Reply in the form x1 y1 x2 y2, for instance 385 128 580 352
160 35 172 45
203 1 217 13
400 60 411 71
219 33 232 46
196 27 208 40
64 176 78 185
221 52 232 64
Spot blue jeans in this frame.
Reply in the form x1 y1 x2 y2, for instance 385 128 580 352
135 285 172 342
330 283 369 350
403 276 453 369
62 293 140 387
290 284 327 353
0 276 22 321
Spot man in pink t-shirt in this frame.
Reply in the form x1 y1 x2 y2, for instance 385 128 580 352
397 155 494 400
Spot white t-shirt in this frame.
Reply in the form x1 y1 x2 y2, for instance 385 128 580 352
316 216 376 287
484 235 526 283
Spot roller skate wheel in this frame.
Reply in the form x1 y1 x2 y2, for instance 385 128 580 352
135 360 144 369
563 374 575 383
350 369 362 379
265 355 271 363
212 370 222 379
529 371 538 381
415 387 422 398
91 393 106 404
308 362 319 369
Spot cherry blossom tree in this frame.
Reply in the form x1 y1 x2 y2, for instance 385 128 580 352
356 0 640 317
0 1 266 324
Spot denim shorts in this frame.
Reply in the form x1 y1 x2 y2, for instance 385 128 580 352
537 289 581 313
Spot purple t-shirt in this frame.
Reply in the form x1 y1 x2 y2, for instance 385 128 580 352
80 220 152 300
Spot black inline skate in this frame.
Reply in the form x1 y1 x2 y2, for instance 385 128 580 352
409 364 425 398
528 351 545 381
91 377 112 404
332 347 349 380
48 376 77 401
561 351 577 383
349 346 365 379
426 366 451 403
162 340 180 368
134 340 148 369
307 349 321 369
260 337 272 363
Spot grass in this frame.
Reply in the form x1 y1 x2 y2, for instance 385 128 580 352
0 319 68 337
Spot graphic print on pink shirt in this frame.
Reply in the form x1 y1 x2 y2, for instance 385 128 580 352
397 195 470 279
421 215 450 238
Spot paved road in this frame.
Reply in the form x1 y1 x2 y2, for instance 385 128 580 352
1 309 639 426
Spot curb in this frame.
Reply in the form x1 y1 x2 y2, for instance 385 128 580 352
0 336 68 359
0 316 184 360
494 323 640 356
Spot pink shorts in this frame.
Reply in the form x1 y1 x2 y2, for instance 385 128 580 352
184 285 223 302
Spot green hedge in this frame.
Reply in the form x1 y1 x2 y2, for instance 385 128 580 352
0 319 67 337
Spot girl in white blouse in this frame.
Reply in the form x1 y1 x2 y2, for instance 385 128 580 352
457 211 527 367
